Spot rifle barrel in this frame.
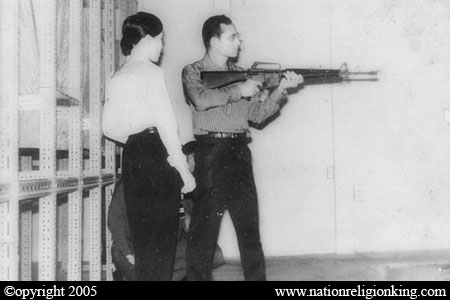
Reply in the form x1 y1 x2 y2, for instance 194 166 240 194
342 78 378 82
346 71 378 75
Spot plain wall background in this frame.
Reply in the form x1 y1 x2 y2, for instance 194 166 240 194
139 0 450 259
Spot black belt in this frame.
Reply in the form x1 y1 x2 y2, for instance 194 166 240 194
127 127 158 143
200 131 250 139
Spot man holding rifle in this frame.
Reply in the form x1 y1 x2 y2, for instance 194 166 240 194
182 15 303 281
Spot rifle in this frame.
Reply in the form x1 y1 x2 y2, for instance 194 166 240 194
201 62 378 89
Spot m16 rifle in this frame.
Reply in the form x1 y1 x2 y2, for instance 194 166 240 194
201 62 378 90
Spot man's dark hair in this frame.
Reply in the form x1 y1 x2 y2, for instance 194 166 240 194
120 12 163 56
202 15 232 49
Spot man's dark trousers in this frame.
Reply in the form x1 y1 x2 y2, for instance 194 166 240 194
186 136 266 281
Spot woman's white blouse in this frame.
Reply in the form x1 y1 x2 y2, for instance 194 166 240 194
103 57 187 172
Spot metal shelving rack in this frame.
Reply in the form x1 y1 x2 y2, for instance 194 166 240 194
0 0 137 281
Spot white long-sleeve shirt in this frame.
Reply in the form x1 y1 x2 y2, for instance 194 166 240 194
103 55 189 176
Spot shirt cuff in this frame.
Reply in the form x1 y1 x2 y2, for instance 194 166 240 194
270 88 287 103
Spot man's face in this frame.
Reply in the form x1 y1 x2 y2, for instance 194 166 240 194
213 23 241 58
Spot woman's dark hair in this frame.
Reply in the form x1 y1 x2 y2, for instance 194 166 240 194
120 12 163 56
202 15 232 49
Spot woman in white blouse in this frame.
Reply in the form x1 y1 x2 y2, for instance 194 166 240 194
103 12 195 281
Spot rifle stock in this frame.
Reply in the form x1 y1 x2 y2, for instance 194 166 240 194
201 71 248 89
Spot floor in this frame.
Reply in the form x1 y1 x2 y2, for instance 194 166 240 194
212 250 450 281
32 249 450 281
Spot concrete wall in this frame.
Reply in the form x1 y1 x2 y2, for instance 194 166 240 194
139 0 450 259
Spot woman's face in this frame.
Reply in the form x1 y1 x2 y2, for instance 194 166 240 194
145 32 163 62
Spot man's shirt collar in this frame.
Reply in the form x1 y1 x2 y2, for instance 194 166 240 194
202 53 233 71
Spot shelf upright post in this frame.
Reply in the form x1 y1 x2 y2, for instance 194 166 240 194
67 0 84 281
0 0 20 281
38 0 58 281
103 0 117 281
116 0 128 68
19 209 33 281
88 0 103 281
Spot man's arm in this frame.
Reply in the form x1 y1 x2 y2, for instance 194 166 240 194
247 89 285 124
248 71 303 124
182 63 242 111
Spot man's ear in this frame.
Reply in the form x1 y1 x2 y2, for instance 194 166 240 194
210 36 219 48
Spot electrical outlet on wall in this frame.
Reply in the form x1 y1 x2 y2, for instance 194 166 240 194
353 184 370 202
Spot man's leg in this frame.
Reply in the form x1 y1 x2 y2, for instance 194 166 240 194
186 139 228 281
186 195 223 280
228 144 266 281
172 217 188 281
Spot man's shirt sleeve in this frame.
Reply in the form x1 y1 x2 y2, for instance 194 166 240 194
182 63 241 111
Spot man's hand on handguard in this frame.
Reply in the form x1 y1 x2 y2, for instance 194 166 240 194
239 79 262 98
278 71 303 92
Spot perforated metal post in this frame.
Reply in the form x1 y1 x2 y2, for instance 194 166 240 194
58 199 69 278
116 0 128 67
104 0 116 177
37 0 57 281
67 0 84 281
89 187 101 280
0 0 20 281
39 196 56 280
89 2 102 176
56 108 70 178
68 190 82 280
69 107 82 178
114 0 122 66
103 0 116 281
20 210 32 281
104 185 114 281
120 0 130 26
89 0 103 281
67 106 83 281
129 0 138 15
0 203 13 280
